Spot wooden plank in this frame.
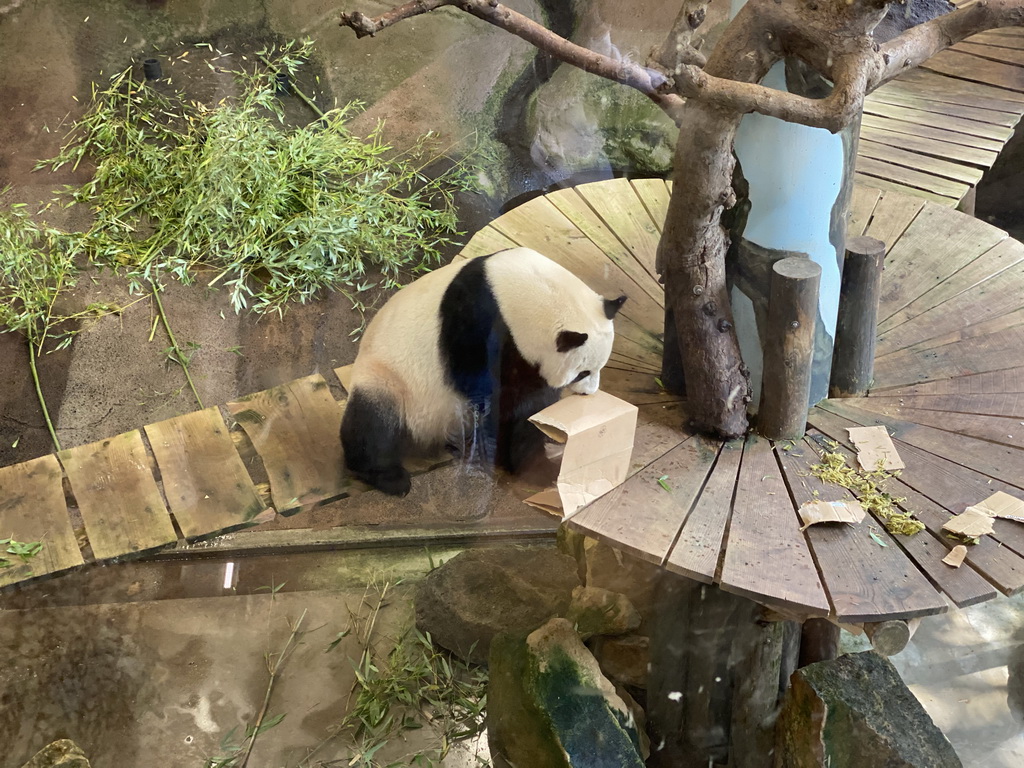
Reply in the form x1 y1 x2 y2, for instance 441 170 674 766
567 436 720 566
863 191 927 250
855 176 954 210
718 435 831 616
226 374 347 513
855 156 970 200
629 178 671 233
59 430 177 560
862 112 1007 152
544 186 665 305
575 180 662 282
859 393 1024 418
628 402 692 477
809 408 1024 595
878 238 1024 337
857 139 985 185
876 203 1007 323
965 31 1024 52
873 322 1024 389
867 88 1021 126
860 125 999 168
924 49 1024 94
877 259 1024 356
490 191 665 331
862 99 1016 141
0 455 83 589
870 366 1024 396
848 185 881 238
600 367 684 406
458 226 518 259
777 438 947 621
848 402 1024 452
803 424 1007 604
144 407 272 538
819 400 1024 492
664 439 743 583
895 67 1024 106
954 41 1024 68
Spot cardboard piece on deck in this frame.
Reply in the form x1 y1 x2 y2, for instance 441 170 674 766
943 545 968 568
972 491 1024 522
798 499 866 530
525 390 639 519
335 365 354 393
942 507 996 538
847 426 904 471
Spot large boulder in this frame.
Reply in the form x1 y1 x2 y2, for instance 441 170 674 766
488 618 646 768
415 546 580 664
20 740 90 768
775 651 962 768
566 586 642 640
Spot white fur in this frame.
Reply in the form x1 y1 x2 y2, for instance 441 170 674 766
349 247 616 446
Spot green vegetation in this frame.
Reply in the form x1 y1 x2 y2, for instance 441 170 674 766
0 537 44 568
1 39 478 450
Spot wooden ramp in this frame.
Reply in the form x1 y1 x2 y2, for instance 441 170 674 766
459 177 1024 624
856 27 1024 207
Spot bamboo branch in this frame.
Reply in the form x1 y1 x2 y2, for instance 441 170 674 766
27 337 62 452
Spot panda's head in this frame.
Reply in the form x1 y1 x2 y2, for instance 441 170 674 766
548 294 627 396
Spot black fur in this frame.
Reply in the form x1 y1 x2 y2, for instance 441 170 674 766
340 390 412 497
439 255 558 473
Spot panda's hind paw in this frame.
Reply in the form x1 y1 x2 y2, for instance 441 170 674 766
373 467 412 497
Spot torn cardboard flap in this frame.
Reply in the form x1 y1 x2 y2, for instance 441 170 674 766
943 545 968 568
526 390 639 519
942 507 996 538
798 499 866 530
847 426 904 471
972 490 1024 522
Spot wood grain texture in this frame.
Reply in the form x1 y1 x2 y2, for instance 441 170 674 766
866 87 1021 126
862 99 1016 140
856 156 970 200
575 181 662 281
860 125 999 168
924 50 1024 94
59 430 176 560
630 178 670 233
226 374 347 513
895 66 1024 106
664 439 743 583
567 436 720 565
778 437 947 621
848 185 881 238
855 176 956 206
0 455 83 589
145 407 272 538
858 139 986 185
870 366 1024 396
862 112 1006 152
718 435 830 616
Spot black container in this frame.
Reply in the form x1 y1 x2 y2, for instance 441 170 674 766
143 58 162 80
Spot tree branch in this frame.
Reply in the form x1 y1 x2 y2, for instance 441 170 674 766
870 0 1024 89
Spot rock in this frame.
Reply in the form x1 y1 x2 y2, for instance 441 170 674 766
589 634 650 689
566 586 642 640
20 740 91 768
583 538 665 633
775 651 962 768
488 618 647 768
415 546 580 664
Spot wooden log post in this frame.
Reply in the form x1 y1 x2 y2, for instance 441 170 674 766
757 257 821 441
864 618 921 656
829 236 886 398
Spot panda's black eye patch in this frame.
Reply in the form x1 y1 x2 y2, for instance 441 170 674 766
572 370 591 384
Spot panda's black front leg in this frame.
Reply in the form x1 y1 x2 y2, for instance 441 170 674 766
340 390 411 497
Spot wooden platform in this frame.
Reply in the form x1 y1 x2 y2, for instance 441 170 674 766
855 27 1024 207
456 177 1024 624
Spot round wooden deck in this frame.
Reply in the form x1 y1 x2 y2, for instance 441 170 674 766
459 177 1024 625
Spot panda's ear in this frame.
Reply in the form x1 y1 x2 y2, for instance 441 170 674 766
556 330 589 352
604 295 627 319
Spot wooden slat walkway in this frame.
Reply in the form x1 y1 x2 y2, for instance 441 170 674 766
856 27 1024 207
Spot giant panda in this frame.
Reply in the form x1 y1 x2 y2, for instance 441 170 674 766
341 247 626 496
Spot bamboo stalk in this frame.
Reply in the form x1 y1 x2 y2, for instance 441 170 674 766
150 281 204 409
27 338 62 452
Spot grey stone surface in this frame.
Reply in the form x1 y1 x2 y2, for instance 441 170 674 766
775 651 962 768
565 585 641 640
415 546 580 664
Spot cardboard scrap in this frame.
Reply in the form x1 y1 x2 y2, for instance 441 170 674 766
943 545 968 568
847 426 904 471
525 390 639 519
335 364 354 393
942 507 996 538
798 499 866 530
972 491 1024 522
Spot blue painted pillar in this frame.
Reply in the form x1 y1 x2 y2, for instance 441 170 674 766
728 61 859 412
